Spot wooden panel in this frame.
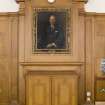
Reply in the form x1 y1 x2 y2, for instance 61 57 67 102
94 17 105 76
9 16 18 101
85 16 95 101
0 15 18 105
85 15 105 102
19 63 84 105
95 78 105 101
0 17 10 104
26 73 78 105
26 75 51 105
52 75 78 105
15 0 85 63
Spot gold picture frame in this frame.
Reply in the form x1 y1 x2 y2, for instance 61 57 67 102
32 8 71 54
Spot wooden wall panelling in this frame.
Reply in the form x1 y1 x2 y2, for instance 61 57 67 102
78 64 85 104
0 16 11 105
19 63 85 105
0 0 88 105
78 8 85 62
26 73 78 105
0 14 18 105
17 0 25 65
17 0 86 105
19 15 25 62
24 1 32 62
94 16 105 77
18 65 26 105
52 75 78 105
76 11 86 103
26 75 51 105
94 16 105 101
85 14 105 102
22 0 85 63
85 15 95 102
18 2 26 104
18 0 25 62
8 15 18 103
72 4 81 61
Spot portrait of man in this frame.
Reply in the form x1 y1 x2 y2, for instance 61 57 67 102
33 9 70 53
46 15 65 49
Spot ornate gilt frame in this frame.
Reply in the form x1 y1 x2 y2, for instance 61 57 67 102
32 8 71 54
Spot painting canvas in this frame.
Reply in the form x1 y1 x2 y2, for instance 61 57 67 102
33 8 71 53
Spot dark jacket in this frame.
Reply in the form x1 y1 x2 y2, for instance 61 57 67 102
46 25 65 49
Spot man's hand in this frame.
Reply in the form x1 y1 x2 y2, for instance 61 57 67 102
47 43 57 48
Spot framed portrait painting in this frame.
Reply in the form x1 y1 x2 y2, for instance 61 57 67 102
32 8 71 54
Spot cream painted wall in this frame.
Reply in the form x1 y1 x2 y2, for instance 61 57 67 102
0 0 19 12
0 0 105 13
85 0 105 13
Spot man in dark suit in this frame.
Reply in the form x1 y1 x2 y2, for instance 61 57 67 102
46 15 65 49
